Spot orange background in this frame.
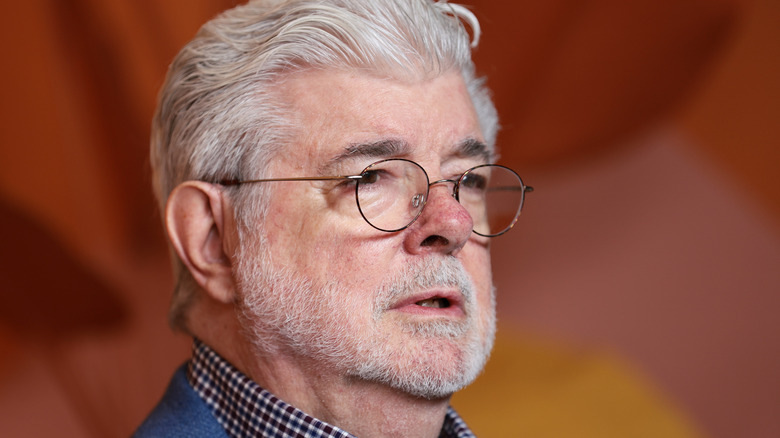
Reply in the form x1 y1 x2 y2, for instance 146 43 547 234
1 0 778 436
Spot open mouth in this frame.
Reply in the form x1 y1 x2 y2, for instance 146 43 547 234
415 297 451 309
391 290 464 317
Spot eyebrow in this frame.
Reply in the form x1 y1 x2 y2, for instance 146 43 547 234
321 139 410 173
341 139 410 160
456 138 494 163
321 137 494 175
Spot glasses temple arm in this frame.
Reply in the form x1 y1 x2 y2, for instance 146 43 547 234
217 175 363 186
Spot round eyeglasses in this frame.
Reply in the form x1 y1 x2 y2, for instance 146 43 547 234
220 158 533 237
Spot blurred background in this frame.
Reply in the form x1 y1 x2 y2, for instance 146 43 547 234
1 0 778 436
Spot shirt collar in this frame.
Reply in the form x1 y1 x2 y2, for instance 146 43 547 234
187 339 475 438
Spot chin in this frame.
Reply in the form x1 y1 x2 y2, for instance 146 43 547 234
346 322 495 400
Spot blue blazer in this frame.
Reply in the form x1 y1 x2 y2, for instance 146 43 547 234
133 365 228 437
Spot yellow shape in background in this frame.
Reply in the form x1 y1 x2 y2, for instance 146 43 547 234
452 327 703 437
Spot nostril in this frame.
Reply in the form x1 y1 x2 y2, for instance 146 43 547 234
421 235 449 247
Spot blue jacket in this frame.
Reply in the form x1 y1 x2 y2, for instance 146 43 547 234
133 365 228 437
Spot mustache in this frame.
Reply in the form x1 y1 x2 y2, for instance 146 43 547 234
373 257 476 315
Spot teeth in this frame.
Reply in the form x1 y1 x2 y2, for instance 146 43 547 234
417 298 448 308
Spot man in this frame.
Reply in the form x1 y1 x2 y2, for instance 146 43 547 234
136 0 531 436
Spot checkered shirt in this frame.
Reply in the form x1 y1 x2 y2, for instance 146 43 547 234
187 339 476 438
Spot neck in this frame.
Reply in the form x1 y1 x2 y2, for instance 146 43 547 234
242 339 452 438
188 299 452 438
320 384 450 438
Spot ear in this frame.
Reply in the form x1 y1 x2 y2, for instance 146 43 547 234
165 181 237 303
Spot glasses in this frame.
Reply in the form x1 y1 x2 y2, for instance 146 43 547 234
220 158 533 237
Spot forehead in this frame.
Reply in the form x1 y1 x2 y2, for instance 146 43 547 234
273 70 489 172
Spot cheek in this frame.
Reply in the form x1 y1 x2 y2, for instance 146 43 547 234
460 243 494 309
461 242 492 285
274 217 399 292
324 236 401 290
263 191 337 267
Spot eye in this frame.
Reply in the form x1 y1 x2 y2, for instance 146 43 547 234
460 172 488 191
360 169 383 185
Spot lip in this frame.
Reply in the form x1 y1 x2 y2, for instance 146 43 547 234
389 288 466 318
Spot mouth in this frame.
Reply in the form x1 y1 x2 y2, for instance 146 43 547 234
390 290 465 318
415 297 452 309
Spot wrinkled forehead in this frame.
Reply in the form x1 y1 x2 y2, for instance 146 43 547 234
268 68 493 173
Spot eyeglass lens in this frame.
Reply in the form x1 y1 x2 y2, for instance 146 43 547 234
355 159 526 236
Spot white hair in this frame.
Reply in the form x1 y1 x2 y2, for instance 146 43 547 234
151 0 499 330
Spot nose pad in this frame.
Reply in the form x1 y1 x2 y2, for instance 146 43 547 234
409 178 455 214
411 193 425 209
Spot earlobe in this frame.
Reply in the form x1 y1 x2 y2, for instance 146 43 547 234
166 181 237 303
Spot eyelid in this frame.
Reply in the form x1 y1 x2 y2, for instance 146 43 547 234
440 163 483 182
321 157 376 179
444 153 484 168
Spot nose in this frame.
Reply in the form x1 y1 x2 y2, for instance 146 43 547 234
403 180 473 256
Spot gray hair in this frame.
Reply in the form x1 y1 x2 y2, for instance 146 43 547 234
151 0 499 330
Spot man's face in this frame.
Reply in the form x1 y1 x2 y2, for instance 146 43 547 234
234 70 495 399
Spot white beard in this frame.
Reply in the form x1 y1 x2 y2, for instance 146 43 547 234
234 237 495 399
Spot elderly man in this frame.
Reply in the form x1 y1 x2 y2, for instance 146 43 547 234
135 0 531 436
